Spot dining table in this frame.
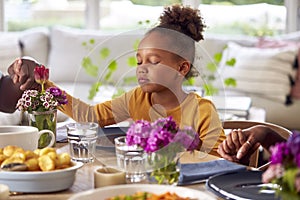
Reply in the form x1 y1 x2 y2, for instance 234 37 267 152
7 141 227 200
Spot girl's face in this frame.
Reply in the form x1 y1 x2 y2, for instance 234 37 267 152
136 32 184 93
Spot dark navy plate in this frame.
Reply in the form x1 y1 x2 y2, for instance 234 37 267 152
206 170 281 200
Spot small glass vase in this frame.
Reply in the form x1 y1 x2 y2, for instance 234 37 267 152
146 149 182 185
28 109 57 148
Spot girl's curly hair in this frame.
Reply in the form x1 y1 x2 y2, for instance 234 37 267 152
159 4 206 42
146 4 206 79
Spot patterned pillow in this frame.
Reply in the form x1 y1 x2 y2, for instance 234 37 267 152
217 42 298 104
256 38 300 99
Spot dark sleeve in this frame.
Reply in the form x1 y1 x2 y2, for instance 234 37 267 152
0 75 23 113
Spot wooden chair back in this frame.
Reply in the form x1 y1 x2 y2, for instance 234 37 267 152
222 120 292 168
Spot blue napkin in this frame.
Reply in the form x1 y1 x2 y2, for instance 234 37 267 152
178 159 247 186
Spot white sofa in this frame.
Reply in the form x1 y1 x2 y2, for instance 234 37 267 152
1 25 300 130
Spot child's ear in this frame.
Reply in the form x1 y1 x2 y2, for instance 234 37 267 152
179 61 191 76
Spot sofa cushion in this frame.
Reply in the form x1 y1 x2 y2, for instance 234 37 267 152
18 27 49 65
0 32 21 74
217 41 298 104
255 37 300 99
48 26 143 85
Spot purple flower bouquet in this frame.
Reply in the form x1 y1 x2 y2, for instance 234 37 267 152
126 116 200 185
262 131 300 199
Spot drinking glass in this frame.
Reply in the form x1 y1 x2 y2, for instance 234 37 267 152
66 122 98 163
114 136 147 183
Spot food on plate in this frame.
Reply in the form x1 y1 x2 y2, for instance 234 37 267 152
0 145 72 171
106 191 191 200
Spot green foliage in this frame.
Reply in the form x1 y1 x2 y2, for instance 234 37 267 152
183 78 196 86
203 49 236 96
225 58 236 66
201 0 283 5
203 83 219 96
82 38 140 100
206 62 218 72
205 20 278 36
7 19 84 32
271 167 300 200
130 0 180 6
100 48 110 59
88 82 102 100
241 23 276 37
138 20 152 27
127 56 138 67
81 57 98 77
224 78 237 87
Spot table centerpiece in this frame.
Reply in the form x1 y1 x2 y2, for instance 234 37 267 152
16 65 68 148
262 131 300 200
125 116 200 185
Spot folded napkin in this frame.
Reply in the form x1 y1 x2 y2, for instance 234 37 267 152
178 159 247 186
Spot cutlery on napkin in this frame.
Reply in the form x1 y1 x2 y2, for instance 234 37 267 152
178 159 247 186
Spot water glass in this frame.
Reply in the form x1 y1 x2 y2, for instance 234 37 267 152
66 122 98 163
114 136 147 183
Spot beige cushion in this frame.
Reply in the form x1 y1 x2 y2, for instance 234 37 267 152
0 32 22 74
19 27 49 65
255 37 300 100
217 42 298 104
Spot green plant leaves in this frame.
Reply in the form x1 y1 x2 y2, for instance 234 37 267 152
81 57 98 77
108 60 117 71
224 78 237 87
133 39 140 51
100 47 110 59
183 78 195 86
104 60 118 81
206 62 218 72
203 50 237 96
226 58 236 66
213 52 223 63
127 56 137 67
203 83 219 96
88 82 102 100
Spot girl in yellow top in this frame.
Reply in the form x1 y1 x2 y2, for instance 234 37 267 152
13 5 226 156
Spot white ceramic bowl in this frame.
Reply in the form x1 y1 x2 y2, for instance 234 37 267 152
69 184 216 200
0 161 83 193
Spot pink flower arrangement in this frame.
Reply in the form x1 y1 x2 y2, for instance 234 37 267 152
262 131 300 199
16 65 67 112
125 116 200 185
126 116 200 153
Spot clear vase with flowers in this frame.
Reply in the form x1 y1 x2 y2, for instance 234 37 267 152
125 116 200 185
16 65 68 148
262 131 300 200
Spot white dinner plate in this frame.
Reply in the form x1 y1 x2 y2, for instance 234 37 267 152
69 184 217 200
0 161 83 193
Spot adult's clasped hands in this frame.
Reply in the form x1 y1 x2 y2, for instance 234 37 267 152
8 57 40 91
217 128 261 166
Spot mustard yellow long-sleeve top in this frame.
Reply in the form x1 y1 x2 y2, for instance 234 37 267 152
46 81 225 156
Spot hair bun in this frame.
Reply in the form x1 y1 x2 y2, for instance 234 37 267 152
159 4 206 42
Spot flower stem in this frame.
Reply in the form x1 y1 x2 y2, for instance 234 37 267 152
41 83 45 93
